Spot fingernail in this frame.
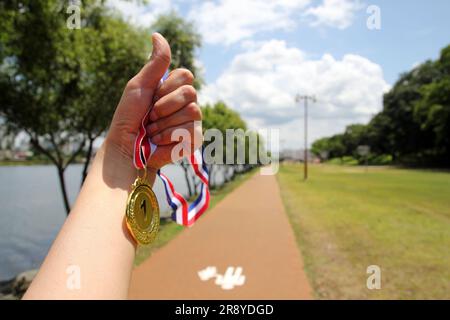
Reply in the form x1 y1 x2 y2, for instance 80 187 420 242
147 33 161 61
151 134 162 144
147 34 154 60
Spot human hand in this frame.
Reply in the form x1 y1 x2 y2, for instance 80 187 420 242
105 33 202 176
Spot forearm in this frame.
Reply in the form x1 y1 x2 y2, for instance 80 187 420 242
24 141 155 299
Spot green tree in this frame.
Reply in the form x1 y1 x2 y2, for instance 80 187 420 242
312 44 450 167
75 14 148 184
414 46 450 165
312 134 346 160
151 12 202 89
0 0 147 214
377 60 439 161
311 137 331 160
342 124 368 157
202 101 248 187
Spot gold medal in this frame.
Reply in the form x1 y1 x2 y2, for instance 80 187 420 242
125 168 160 245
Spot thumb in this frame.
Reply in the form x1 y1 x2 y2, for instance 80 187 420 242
109 33 171 142
134 33 171 90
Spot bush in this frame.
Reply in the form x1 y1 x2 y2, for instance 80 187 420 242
368 154 393 165
326 156 358 165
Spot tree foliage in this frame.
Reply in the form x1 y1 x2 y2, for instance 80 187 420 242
151 11 203 89
202 101 263 186
0 0 147 213
312 44 450 167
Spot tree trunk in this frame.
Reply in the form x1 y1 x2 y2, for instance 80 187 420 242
188 169 198 195
27 135 85 216
81 137 95 187
208 164 214 189
181 160 193 198
57 167 71 215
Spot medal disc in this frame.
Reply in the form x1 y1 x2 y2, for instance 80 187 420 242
126 178 160 245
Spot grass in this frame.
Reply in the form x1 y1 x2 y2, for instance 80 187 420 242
134 168 257 265
277 163 450 299
0 159 53 166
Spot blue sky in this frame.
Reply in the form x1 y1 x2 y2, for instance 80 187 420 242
111 0 450 148
198 0 450 84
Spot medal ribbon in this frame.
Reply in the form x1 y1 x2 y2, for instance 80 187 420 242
133 71 210 227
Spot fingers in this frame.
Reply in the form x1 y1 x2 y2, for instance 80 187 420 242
129 33 171 90
147 123 203 168
154 68 194 100
149 122 198 146
150 84 197 121
146 102 201 136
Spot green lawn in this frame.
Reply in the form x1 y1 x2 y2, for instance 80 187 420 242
278 163 450 299
135 168 257 265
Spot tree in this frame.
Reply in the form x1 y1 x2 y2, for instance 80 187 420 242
202 101 248 188
342 124 368 159
311 137 331 160
75 13 148 184
312 134 346 160
414 45 450 165
151 11 203 89
0 117 17 155
378 61 438 161
0 0 147 214
312 43 450 167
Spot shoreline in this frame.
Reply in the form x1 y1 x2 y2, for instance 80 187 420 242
0 269 38 300
0 160 84 167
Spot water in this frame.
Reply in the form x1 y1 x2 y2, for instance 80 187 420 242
0 164 226 281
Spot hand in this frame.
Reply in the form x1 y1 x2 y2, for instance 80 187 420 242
105 33 202 174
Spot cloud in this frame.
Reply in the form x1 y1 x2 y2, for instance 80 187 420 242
304 0 364 29
199 39 390 147
188 0 311 45
109 0 364 46
107 0 173 27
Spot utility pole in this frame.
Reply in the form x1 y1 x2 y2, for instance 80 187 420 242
295 94 316 181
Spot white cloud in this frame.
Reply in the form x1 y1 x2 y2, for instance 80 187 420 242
108 0 173 27
305 0 364 29
188 0 311 45
199 39 390 148
109 0 364 46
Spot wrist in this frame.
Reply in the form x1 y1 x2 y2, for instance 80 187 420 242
95 139 156 190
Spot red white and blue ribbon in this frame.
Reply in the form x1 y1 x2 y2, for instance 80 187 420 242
133 71 210 227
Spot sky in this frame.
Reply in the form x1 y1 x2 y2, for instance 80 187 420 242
109 0 450 149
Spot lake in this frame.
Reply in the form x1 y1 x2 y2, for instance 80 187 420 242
0 164 226 281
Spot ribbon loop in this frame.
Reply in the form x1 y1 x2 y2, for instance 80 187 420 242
133 71 210 227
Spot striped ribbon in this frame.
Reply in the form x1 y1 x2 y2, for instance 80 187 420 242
133 71 210 227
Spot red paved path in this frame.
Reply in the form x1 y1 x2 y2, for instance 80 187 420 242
129 173 312 299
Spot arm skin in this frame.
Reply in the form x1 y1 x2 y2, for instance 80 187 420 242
23 33 202 299
24 143 151 299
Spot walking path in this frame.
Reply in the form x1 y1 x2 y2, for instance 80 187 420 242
128 172 312 299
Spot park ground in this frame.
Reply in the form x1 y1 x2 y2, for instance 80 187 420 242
129 168 311 299
278 163 450 299
134 168 259 265
130 163 449 300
